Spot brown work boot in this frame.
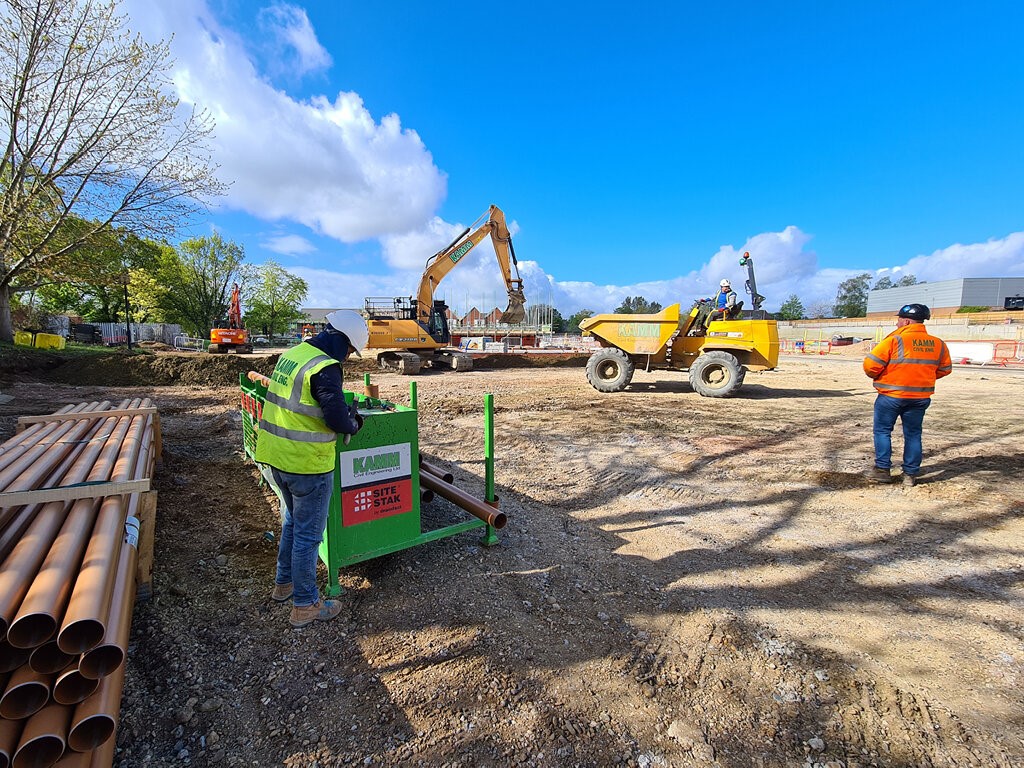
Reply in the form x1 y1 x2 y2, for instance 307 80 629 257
863 466 893 484
902 474 917 488
289 600 343 628
271 582 293 602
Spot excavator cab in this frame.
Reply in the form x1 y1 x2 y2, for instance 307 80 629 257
428 300 452 344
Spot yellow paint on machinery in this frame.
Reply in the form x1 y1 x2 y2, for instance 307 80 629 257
580 303 779 398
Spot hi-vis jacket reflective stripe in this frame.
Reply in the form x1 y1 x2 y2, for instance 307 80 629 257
863 322 952 399
254 343 339 474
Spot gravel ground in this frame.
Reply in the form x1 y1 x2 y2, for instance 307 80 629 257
1 351 1021 768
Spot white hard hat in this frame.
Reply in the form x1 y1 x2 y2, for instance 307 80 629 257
324 310 368 356
719 279 731 288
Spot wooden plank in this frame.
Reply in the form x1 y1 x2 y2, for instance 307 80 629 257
16 406 159 432
0 478 151 507
134 490 157 601
152 411 163 461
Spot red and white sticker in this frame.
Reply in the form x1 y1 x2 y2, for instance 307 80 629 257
340 443 413 526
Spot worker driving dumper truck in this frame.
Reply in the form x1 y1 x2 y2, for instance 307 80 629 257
580 252 778 397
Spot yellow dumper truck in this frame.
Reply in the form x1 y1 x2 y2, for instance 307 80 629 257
579 253 779 397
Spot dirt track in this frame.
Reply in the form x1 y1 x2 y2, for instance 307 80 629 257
1 351 1022 767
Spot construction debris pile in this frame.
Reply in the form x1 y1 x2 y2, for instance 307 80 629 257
0 400 158 768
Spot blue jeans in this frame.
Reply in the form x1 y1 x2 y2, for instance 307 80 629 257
873 395 931 476
272 468 333 607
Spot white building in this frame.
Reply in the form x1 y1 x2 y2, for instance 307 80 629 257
866 277 1024 317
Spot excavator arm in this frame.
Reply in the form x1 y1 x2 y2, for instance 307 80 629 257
416 205 527 324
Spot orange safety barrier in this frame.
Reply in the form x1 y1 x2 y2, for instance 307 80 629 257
991 341 1024 367
778 339 832 355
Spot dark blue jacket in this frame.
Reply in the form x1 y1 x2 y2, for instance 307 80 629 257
304 331 361 435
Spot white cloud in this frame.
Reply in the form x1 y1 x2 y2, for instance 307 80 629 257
288 227 1024 319
125 0 446 243
257 3 332 76
380 217 465 271
899 232 1024 281
261 233 316 256
120 2 1024 320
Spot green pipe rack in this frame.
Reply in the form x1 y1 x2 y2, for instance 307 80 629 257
239 373 500 596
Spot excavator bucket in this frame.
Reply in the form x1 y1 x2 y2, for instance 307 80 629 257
503 289 527 324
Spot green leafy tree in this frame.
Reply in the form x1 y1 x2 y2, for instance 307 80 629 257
127 265 169 323
30 225 164 323
895 274 918 287
832 273 872 317
565 309 594 334
872 276 894 290
777 295 805 320
0 0 224 341
241 261 308 338
157 234 246 336
614 296 663 314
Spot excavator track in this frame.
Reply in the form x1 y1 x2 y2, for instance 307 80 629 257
433 351 474 371
377 351 422 375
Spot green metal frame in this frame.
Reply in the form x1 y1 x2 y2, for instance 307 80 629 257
239 373 499 596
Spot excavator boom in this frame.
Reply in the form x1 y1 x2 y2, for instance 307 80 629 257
417 205 526 324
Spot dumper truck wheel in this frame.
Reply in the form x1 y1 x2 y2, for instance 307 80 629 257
586 348 635 393
689 351 744 397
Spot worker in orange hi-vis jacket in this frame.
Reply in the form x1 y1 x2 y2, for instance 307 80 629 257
862 303 952 487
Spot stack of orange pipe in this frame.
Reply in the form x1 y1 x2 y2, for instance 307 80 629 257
0 400 157 768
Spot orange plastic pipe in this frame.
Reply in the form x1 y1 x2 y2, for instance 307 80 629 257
0 406 112 556
0 716 23 768
419 467 507 529
0 401 113 493
0 640 29 675
0 403 80 472
0 663 50 720
78 527 136 680
27 639 75 675
11 701 70 768
419 457 454 484
68 659 124 752
0 401 139 640
7 401 144 649
52 664 99 707
59 402 152 654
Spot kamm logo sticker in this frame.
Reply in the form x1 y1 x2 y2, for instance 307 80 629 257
448 240 475 264
618 323 660 339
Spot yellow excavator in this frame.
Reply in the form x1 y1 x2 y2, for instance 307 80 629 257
364 205 527 374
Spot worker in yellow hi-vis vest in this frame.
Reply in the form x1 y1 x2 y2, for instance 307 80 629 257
255 310 368 629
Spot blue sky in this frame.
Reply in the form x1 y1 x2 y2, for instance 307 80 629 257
125 1 1024 316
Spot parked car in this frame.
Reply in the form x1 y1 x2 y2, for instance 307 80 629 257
252 335 270 344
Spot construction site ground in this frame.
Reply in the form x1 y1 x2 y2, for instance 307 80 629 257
1 347 1022 768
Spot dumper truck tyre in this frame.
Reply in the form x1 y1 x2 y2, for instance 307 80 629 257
586 348 635 393
689 351 744 397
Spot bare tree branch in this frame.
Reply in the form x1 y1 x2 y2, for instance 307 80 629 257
0 0 226 340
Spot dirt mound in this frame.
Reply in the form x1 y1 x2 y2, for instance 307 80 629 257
136 341 176 352
6 347 587 388
828 339 875 357
43 351 281 387
0 345 67 378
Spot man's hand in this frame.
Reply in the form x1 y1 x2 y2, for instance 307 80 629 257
349 404 364 432
343 405 364 445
